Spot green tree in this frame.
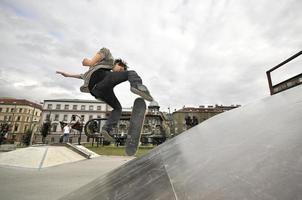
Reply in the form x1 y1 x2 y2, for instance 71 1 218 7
41 121 51 144
22 129 32 146
0 123 9 145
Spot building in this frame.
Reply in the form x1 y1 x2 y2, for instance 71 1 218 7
115 101 168 145
0 98 42 143
37 99 110 144
84 101 169 146
143 101 169 144
38 99 169 145
172 104 240 135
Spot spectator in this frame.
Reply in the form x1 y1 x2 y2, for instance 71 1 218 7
63 124 71 143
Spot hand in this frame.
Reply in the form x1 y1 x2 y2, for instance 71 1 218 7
82 58 91 66
56 71 68 77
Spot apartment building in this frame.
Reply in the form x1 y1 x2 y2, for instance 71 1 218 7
172 104 241 135
37 99 110 143
0 98 42 142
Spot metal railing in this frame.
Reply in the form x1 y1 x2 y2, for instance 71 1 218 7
266 50 302 95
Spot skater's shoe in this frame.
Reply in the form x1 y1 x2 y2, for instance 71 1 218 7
130 84 153 102
100 129 115 142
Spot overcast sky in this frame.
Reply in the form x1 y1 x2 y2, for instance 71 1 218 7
0 0 301 112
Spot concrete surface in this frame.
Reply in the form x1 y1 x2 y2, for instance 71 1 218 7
0 155 135 200
0 146 86 169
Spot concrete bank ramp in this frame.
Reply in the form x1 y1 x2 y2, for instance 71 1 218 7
0 145 93 169
60 85 302 200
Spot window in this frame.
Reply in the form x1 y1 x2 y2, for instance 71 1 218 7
89 115 93 120
46 114 50 121
64 105 69 110
63 115 68 121
54 114 59 121
72 105 77 110
19 108 23 113
97 115 101 118
81 105 85 110
52 124 58 132
81 115 85 121
97 106 101 111
8 116 12 121
11 108 14 112
47 104 53 109
6 108 9 112
4 116 7 121
17 116 21 121
89 105 94 111
56 104 61 110
0 108 2 112
14 124 19 132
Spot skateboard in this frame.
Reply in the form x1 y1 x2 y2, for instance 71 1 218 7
125 98 146 156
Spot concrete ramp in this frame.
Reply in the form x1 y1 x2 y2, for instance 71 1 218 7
0 145 89 169
60 85 302 200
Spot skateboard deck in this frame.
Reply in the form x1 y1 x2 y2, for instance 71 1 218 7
125 98 146 156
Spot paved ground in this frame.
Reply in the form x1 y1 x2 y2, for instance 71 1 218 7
0 155 135 200
0 146 86 169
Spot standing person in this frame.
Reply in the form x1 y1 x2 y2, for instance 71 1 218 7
56 47 153 142
63 124 71 143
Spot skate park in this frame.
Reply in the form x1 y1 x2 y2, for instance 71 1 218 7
0 51 301 199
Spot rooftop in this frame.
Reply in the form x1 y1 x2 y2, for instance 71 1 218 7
174 104 240 113
0 98 43 110
44 99 105 103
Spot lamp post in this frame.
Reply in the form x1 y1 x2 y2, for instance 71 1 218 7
29 105 36 146
11 102 17 141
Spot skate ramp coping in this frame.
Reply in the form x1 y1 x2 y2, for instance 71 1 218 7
66 143 99 158
0 145 98 169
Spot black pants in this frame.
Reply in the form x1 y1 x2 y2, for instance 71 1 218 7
90 70 142 132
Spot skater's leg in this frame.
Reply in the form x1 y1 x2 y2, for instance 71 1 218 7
92 70 153 101
128 70 142 86
91 88 122 142
101 71 129 88
102 90 122 132
128 70 154 101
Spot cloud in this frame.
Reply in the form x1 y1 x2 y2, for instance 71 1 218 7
0 0 301 111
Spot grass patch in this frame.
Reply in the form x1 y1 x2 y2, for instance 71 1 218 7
83 144 155 157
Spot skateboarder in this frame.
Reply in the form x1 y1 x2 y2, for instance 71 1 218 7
56 47 153 142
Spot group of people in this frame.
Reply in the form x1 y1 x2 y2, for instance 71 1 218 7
185 116 199 129
56 47 153 142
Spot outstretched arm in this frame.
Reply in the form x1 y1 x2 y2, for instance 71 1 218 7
56 71 82 79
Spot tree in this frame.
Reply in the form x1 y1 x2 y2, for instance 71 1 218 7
22 129 32 146
185 116 193 129
0 123 9 145
192 116 199 127
41 121 51 144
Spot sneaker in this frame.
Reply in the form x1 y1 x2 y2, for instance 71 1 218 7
101 129 115 142
130 84 154 102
